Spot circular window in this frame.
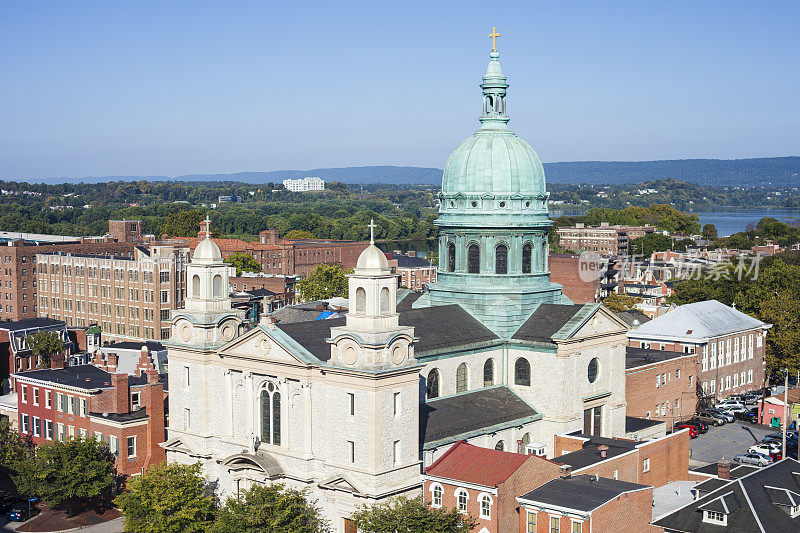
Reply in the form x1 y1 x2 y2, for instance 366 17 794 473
588 358 599 383
471 201 478 207
525 201 531 207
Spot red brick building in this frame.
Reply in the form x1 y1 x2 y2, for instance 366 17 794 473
625 347 698 430
556 223 655 256
627 300 770 403
229 273 297 304
516 472 657 533
548 253 601 304
385 252 437 291
422 441 562 533
12 365 166 477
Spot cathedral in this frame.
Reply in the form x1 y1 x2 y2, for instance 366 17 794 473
163 36 629 532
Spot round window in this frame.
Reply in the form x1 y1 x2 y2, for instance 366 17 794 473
499 201 506 208
588 358 599 383
471 201 478 207
525 201 531 207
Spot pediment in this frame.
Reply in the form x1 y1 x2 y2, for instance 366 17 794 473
217 325 314 366
568 306 628 340
161 436 210 458
318 474 364 495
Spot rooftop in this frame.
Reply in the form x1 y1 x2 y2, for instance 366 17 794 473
518 474 650 512
12 365 114 390
424 440 535 487
102 341 166 352
552 435 638 470
511 304 587 344
0 317 66 332
625 415 664 434
625 346 695 370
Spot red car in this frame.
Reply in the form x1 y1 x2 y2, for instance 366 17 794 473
675 423 699 438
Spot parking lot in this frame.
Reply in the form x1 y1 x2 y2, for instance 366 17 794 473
689 421 775 464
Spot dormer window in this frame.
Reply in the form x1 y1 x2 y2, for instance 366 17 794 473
703 510 726 525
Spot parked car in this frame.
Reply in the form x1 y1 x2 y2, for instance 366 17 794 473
749 443 781 456
684 418 709 433
718 404 748 414
675 423 699 438
736 408 759 423
707 408 735 423
0 497 20 514
733 452 772 467
7 502 37 522
697 411 725 426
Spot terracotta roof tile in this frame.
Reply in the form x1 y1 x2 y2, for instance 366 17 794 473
424 440 532 487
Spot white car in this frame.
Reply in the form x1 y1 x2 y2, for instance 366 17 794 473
749 443 780 456
734 453 772 467
717 401 745 410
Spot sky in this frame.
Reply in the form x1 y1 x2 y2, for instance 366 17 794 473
1 1 798 180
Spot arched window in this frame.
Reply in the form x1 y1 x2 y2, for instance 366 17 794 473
495 440 505 451
515 358 531 386
483 359 494 387
456 363 469 393
447 242 456 272
355 287 366 314
380 287 390 314
192 274 200 297
426 369 440 399
521 432 531 447
522 243 532 274
456 489 468 513
212 274 222 298
495 244 508 274
260 382 281 446
467 244 480 274
479 494 492 519
430 484 443 508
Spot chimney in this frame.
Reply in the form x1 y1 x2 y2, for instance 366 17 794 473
717 459 731 480
143 378 166 471
49 355 65 369
106 353 118 373
111 373 129 414
598 444 609 459
145 369 159 384
559 464 572 479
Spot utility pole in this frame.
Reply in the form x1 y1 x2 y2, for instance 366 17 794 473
784 369 789 460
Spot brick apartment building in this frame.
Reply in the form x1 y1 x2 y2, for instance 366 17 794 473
385 251 437 291
229 273 298 304
548 253 601 304
422 441 562 533
13 365 166 476
246 229 369 276
556 223 656 255
0 221 143 322
625 347 698 430
627 300 770 402
0 317 73 378
36 244 190 343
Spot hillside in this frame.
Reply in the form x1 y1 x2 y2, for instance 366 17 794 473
28 157 800 187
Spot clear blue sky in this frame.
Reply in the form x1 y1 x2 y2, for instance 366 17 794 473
1 1 798 180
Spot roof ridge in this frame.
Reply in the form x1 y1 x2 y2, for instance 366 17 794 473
425 440 468 474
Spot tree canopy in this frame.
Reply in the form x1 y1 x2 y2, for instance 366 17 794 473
602 292 640 313
296 264 349 302
26 330 65 368
351 496 476 533
212 484 328 533
0 420 32 475
114 462 217 533
224 252 262 276
160 209 207 237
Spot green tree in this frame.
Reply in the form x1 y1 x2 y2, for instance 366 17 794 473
160 209 207 237
629 233 673 257
212 483 328 533
601 292 640 313
114 462 217 533
14 437 115 515
351 496 476 533
26 330 66 369
224 252 262 276
296 264 349 301
702 223 718 240
0 420 32 475
284 229 315 240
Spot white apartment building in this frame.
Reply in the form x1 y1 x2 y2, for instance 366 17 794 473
282 177 325 192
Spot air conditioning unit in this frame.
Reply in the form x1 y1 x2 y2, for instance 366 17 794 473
131 405 142 412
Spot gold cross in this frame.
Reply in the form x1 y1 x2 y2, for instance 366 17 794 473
489 27 500 51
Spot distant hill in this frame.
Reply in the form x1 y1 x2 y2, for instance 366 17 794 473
29 157 800 187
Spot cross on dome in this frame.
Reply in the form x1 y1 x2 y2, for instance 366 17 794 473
368 218 377 244
489 26 500 51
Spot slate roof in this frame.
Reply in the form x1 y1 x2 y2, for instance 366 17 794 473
552 436 638 470
625 415 664 433
654 458 800 532
103 341 166 352
615 309 651 327
12 365 114 390
424 440 533 487
389 253 435 269
691 462 759 480
625 347 694 370
511 304 587 343
630 299 767 342
421 387 539 449
276 304 500 362
0 317 65 332
518 474 650 512
395 290 422 312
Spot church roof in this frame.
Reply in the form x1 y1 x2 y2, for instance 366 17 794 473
421 386 540 450
511 304 588 344
275 304 500 363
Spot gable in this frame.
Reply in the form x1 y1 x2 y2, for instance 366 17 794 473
567 306 629 341
216 325 320 366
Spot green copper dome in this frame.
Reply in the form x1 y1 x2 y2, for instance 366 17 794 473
441 49 546 197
